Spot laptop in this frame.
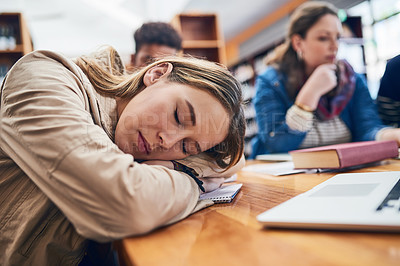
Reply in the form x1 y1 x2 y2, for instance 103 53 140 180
257 171 400 232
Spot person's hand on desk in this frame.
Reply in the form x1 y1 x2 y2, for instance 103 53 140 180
141 160 225 192
377 128 400 146
198 177 224 193
141 160 174 169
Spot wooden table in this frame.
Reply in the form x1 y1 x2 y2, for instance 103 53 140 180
116 160 400 266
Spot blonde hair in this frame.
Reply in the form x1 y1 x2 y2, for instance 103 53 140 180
75 46 245 170
266 1 338 98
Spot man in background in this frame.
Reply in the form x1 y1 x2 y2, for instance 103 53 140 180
130 22 182 68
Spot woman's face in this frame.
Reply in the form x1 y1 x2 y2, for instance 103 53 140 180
115 78 229 161
295 14 342 73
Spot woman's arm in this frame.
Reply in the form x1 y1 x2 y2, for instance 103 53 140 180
142 154 245 193
176 153 245 178
252 70 307 153
143 153 245 179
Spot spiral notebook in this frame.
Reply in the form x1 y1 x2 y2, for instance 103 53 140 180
199 183 242 203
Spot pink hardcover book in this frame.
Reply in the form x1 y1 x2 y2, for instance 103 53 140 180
289 140 399 169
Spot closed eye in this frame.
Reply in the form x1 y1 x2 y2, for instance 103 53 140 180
174 107 181 125
175 108 188 154
182 140 188 155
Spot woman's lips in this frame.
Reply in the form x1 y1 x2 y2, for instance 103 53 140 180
137 132 150 155
326 55 336 62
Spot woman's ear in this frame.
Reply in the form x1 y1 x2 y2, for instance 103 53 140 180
291 34 303 53
143 63 173 86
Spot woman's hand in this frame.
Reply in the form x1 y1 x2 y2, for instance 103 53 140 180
141 160 174 169
198 177 225 193
296 63 338 110
142 159 233 193
377 128 400 146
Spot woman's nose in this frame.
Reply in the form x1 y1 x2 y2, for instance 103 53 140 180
159 131 184 150
331 38 339 51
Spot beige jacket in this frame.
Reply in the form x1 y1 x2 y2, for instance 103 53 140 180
0 50 243 265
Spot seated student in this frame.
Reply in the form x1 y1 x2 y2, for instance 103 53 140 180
0 46 245 265
130 22 182 68
377 54 400 127
250 1 400 158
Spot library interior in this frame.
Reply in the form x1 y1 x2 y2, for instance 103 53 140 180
1 0 400 265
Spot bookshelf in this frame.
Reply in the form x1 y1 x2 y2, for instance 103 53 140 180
337 16 366 75
0 12 33 81
171 13 226 65
229 46 277 157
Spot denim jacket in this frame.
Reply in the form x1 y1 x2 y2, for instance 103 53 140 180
250 66 387 158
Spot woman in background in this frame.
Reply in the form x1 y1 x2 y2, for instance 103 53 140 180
251 1 400 158
0 46 245 265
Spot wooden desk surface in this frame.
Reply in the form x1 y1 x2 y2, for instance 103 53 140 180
117 160 400 266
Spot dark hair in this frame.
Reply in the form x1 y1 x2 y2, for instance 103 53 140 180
134 22 182 53
265 1 338 98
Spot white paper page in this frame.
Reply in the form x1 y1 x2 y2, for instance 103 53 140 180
199 183 242 202
255 153 292 161
242 162 307 176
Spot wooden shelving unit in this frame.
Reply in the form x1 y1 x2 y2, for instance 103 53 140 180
171 13 226 65
0 12 33 80
229 47 276 158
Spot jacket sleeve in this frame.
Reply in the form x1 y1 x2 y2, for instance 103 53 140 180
0 51 212 242
346 74 387 141
253 69 306 154
177 153 245 178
